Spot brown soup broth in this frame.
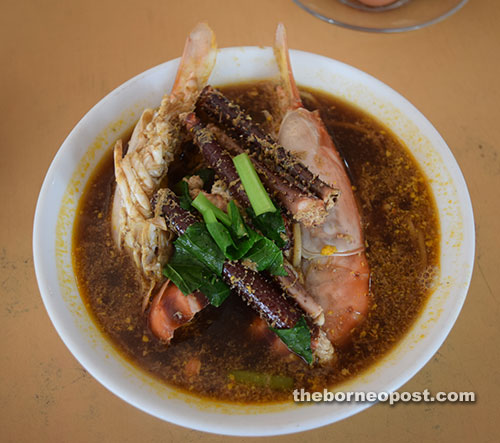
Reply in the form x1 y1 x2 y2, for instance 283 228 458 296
73 81 440 403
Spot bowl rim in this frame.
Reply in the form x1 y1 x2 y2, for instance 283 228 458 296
33 45 475 436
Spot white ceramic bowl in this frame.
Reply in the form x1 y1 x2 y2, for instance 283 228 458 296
33 47 474 436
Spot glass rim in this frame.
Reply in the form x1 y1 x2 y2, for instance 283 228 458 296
293 0 468 33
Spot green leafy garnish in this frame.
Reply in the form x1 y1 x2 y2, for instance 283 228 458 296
191 194 286 275
190 196 286 274
271 317 313 364
162 241 230 306
192 194 257 260
207 220 260 261
246 207 288 249
206 221 238 257
173 222 225 276
165 175 288 307
199 276 230 307
162 248 205 295
174 180 193 210
244 237 287 276
229 370 294 390
233 153 276 216
227 200 247 239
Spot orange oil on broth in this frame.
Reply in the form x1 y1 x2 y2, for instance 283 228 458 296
73 81 440 403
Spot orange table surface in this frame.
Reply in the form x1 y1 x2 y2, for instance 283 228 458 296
1 0 498 441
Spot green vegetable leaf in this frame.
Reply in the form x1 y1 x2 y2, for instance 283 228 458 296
174 222 225 276
199 277 230 307
247 207 288 249
162 248 206 295
244 237 287 276
227 200 247 239
167 182 287 309
206 221 237 257
162 267 200 295
174 180 193 210
207 221 259 261
237 228 261 257
192 195 262 261
271 317 313 364
163 246 230 306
